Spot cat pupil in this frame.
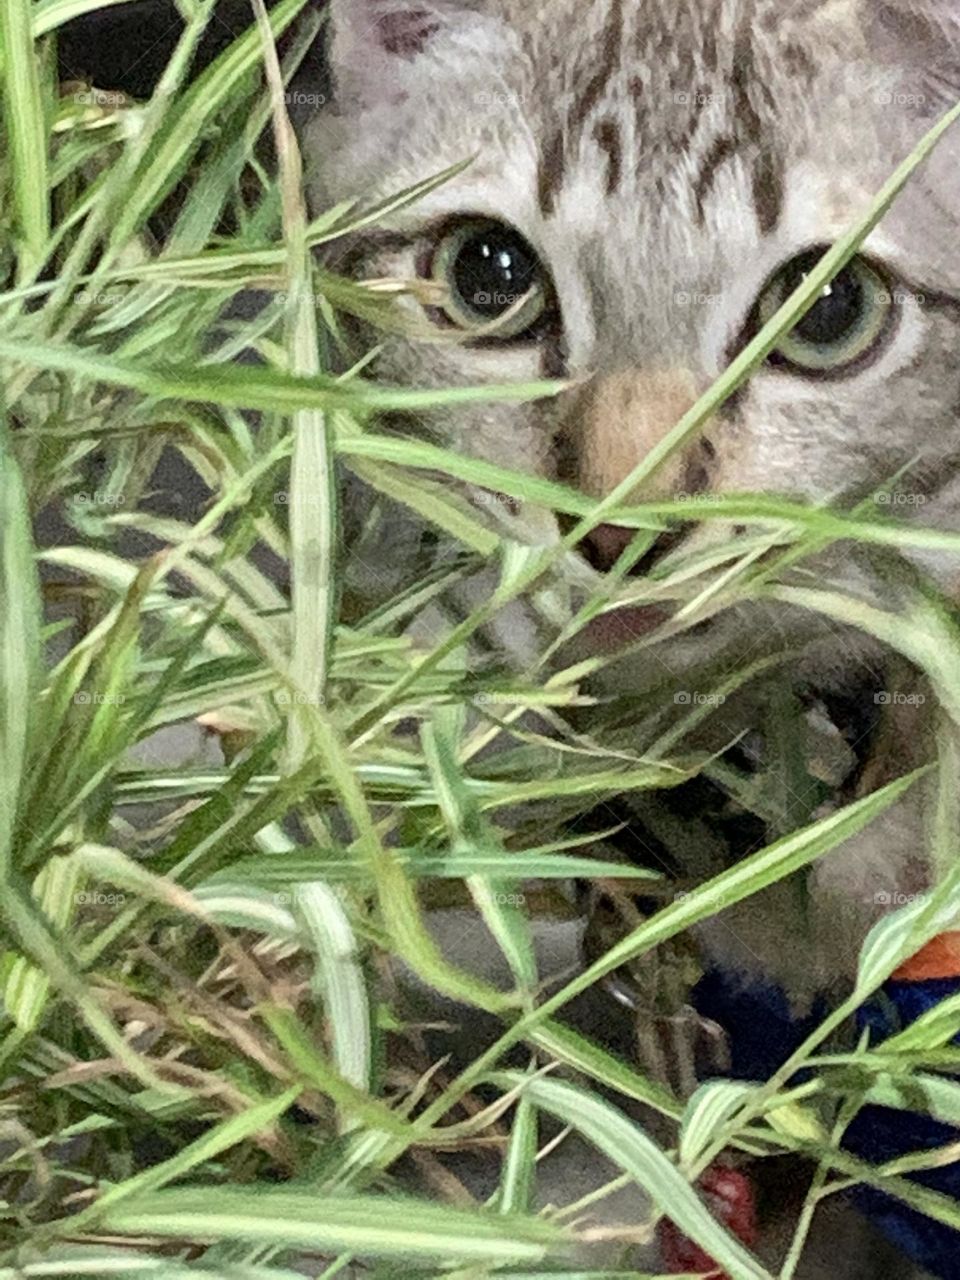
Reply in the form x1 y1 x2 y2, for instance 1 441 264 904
452 226 539 319
787 254 864 346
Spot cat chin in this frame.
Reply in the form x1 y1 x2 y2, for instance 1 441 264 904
569 595 880 698
695 777 932 1014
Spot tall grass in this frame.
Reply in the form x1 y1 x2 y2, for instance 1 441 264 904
1 1 960 1276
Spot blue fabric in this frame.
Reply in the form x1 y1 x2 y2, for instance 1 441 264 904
693 970 960 1279
692 970 826 1078
846 977 960 1280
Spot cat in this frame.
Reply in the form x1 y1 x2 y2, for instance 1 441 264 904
302 0 960 1014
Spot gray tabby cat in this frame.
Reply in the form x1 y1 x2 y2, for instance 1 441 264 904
304 0 960 1012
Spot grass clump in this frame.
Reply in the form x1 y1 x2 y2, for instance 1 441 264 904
1 2 960 1277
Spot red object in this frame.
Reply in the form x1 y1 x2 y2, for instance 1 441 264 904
893 931 960 982
659 1164 757 1278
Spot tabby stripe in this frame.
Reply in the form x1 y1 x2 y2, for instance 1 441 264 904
731 23 764 147
781 41 817 83
569 0 624 134
540 0 625 215
692 135 738 224
376 10 442 58
731 15 784 233
593 117 624 195
537 129 567 217
751 148 784 236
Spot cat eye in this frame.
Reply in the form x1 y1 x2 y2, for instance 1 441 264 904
429 218 551 340
757 249 894 374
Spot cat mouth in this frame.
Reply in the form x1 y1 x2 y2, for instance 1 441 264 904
579 520 687 576
559 517 693 653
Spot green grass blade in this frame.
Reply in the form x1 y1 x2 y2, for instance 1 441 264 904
0 426 40 869
103 0 308 253
492 1073 771 1280
1 856 81 1031
294 880 372 1106
529 1021 681 1121
497 1084 538 1215
203 850 660 885
0 336 563 415
33 0 136 34
97 1187 571 1264
0 0 49 276
251 0 336 768
423 709 537 994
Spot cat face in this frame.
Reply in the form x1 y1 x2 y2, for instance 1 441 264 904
306 0 960 613
308 0 959 518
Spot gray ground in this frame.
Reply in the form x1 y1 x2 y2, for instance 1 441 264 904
414 906 933 1279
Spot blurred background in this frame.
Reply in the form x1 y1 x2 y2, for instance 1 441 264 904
58 0 326 99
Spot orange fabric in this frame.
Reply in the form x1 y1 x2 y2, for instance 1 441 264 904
893 932 960 982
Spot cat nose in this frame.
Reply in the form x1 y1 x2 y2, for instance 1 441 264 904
565 367 712 573
575 368 701 502
580 521 683 574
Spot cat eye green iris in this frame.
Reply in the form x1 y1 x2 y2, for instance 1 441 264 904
431 218 549 339
759 250 893 373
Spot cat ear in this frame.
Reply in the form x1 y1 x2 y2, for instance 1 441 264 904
875 0 960 40
329 1 444 63
861 0 960 289
326 1 494 105
866 0 960 86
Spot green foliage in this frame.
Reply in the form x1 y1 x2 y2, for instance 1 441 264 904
1 1 960 1275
